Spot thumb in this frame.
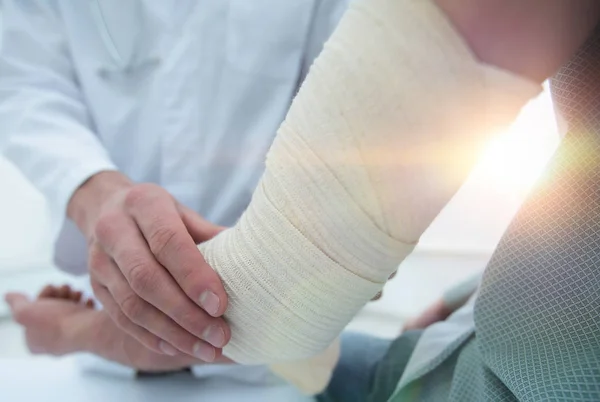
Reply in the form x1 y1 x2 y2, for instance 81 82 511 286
179 205 226 244
4 292 30 316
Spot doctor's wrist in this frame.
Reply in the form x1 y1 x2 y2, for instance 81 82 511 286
67 170 133 237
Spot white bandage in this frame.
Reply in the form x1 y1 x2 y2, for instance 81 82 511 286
269 338 341 395
199 0 540 369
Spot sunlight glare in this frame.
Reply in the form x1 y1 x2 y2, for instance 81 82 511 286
472 83 560 198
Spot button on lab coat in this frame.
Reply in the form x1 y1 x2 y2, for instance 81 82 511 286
0 0 349 274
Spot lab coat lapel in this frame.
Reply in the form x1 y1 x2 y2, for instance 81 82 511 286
88 0 196 69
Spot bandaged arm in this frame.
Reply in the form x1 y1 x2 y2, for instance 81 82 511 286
198 0 542 367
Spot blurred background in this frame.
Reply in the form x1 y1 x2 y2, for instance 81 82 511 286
0 3 561 356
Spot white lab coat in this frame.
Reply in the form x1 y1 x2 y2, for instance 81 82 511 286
0 1 349 395
0 0 350 275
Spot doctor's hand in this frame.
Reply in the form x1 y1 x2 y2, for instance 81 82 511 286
5 285 232 371
67 171 231 362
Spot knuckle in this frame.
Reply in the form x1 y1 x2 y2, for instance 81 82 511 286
176 267 196 287
176 309 211 336
120 293 145 320
174 309 198 329
123 185 148 209
114 310 133 330
88 246 107 272
93 212 119 244
124 183 161 209
157 322 186 345
148 226 182 259
127 262 157 294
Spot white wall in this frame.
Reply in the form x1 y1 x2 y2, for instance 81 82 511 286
0 4 54 273
0 4 71 319
0 159 53 273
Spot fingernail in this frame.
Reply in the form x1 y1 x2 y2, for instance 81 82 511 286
203 325 226 348
193 342 215 362
199 291 220 316
159 341 177 356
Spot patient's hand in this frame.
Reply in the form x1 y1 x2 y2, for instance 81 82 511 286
5 285 230 372
401 298 453 331
5 285 95 356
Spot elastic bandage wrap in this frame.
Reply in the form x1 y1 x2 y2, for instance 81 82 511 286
199 0 541 366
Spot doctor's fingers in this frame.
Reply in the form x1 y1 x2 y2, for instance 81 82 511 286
178 204 226 243
89 236 229 357
90 277 220 362
126 186 228 318
90 278 165 355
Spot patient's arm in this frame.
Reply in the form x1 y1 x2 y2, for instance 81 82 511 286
200 0 600 366
197 0 600 366
435 0 600 82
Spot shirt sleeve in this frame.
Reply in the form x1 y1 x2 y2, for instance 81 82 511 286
0 1 117 253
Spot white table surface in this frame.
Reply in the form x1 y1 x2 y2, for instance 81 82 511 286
0 356 314 402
